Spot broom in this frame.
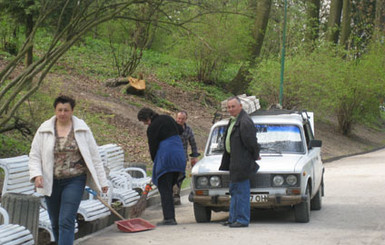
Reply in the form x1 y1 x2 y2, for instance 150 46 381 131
130 182 152 218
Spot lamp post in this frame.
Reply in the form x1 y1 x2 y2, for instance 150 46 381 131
279 0 288 106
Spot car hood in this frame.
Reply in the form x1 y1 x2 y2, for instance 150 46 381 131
192 154 305 174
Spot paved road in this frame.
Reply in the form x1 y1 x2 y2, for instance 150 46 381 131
76 149 385 245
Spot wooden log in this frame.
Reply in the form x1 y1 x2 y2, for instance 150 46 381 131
2 193 40 243
105 77 129 87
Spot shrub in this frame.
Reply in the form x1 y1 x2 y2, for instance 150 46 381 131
249 41 385 135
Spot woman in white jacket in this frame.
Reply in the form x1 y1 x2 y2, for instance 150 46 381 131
29 95 108 245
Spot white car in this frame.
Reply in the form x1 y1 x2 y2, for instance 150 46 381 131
189 110 324 223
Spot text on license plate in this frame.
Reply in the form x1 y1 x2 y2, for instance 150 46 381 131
250 194 268 203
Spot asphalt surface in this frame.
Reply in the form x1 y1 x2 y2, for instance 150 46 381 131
75 149 385 245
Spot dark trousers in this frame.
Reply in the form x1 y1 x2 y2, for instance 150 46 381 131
158 172 179 220
173 172 185 199
45 174 86 245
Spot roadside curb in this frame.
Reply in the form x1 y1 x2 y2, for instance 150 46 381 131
323 146 385 163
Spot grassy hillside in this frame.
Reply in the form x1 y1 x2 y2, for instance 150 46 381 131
1 36 385 164
0 37 230 162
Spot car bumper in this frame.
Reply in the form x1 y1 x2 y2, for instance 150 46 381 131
189 192 307 208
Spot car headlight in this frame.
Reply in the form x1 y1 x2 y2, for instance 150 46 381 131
273 175 284 186
210 176 221 187
286 175 297 186
197 176 209 187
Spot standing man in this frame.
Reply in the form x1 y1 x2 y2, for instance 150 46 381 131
173 110 200 205
219 96 260 228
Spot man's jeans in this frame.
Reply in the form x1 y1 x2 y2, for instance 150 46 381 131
228 179 250 225
45 174 86 245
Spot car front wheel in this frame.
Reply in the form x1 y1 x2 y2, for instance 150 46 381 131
311 181 323 210
193 203 212 223
294 185 310 223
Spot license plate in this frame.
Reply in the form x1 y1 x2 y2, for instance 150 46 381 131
250 194 268 203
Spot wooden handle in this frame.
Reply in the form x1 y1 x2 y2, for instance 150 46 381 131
95 195 126 220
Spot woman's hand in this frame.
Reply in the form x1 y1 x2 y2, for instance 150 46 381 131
101 186 109 193
34 176 43 188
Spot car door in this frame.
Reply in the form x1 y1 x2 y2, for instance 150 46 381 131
304 122 323 194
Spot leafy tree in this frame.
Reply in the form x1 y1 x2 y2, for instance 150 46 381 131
0 0 136 132
106 3 156 77
0 13 17 54
0 0 38 66
305 0 320 43
249 42 385 135
0 0 228 133
147 0 253 85
227 0 272 95
179 8 251 84
350 0 377 54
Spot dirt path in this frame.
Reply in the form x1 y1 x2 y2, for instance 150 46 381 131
51 71 216 163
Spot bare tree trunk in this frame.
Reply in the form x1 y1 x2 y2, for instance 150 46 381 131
250 0 272 61
227 0 272 95
340 0 352 48
375 0 385 34
327 0 343 43
25 8 34 68
305 0 321 43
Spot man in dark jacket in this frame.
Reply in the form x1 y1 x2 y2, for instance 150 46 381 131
219 96 260 228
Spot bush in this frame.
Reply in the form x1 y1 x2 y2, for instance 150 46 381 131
249 41 385 135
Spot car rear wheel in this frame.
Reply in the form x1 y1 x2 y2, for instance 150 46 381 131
193 203 212 223
311 181 323 210
294 185 310 223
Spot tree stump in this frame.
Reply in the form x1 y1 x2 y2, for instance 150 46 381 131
2 193 40 243
124 77 146 95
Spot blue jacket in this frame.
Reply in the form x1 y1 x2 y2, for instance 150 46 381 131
152 135 186 186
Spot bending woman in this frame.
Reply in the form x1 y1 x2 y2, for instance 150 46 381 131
137 107 186 225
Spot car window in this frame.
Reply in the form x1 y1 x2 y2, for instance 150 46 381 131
257 125 305 154
207 125 227 155
206 124 305 156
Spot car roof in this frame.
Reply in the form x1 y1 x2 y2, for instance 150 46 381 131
213 110 311 128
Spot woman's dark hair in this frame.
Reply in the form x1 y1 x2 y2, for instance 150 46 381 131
137 107 158 121
53 95 76 109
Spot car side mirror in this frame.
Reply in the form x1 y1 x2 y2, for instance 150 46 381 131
309 139 322 148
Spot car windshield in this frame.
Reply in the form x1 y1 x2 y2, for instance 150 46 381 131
207 124 305 155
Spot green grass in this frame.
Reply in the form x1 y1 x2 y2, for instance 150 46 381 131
0 133 31 158
59 37 230 103
1 29 232 157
